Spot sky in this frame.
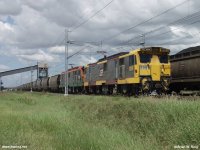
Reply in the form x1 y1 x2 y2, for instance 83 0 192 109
0 0 200 87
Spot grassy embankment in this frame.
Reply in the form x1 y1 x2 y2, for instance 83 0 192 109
0 92 200 150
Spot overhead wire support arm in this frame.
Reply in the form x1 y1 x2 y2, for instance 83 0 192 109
67 46 91 60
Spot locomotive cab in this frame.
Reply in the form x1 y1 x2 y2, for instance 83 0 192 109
117 47 171 95
138 47 170 94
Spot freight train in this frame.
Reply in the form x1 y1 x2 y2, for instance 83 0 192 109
17 47 171 95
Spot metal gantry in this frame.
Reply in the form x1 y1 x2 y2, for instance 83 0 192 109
0 65 38 91
0 64 48 91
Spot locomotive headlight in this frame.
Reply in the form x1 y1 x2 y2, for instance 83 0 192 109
140 65 149 70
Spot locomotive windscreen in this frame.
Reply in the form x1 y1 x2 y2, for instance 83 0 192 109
140 54 152 63
139 52 169 63
159 55 169 63
140 47 170 54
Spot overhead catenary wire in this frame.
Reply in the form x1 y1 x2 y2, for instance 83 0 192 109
157 33 200 51
48 45 95 72
71 40 102 46
144 10 200 38
51 0 114 50
54 0 190 53
48 0 115 52
102 0 190 43
158 29 200 46
47 0 197 76
145 18 200 41
71 0 112 29
118 9 200 47
71 0 115 32
61 0 114 96
54 0 115 78
45 0 110 65
67 46 92 59
137 16 200 46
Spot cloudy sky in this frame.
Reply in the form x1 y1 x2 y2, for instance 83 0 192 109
0 0 200 87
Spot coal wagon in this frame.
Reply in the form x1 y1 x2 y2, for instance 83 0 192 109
48 74 60 92
170 46 200 94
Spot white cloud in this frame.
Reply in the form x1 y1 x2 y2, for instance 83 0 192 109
48 46 65 54
170 26 188 37
78 55 97 65
48 45 76 54
1 0 200 51
0 21 14 44
17 49 59 63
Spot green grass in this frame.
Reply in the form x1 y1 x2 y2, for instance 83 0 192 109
0 92 200 150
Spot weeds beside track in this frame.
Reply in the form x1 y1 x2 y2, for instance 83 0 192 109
0 92 200 150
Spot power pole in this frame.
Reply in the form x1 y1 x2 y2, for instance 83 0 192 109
20 73 22 91
0 76 2 91
64 28 69 96
30 68 33 92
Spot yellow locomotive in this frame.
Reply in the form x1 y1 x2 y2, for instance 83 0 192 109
84 47 170 95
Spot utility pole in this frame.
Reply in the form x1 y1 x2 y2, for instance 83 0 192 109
30 67 33 92
20 73 22 91
64 28 69 96
0 77 2 92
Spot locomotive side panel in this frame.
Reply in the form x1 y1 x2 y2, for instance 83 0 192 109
69 69 84 88
60 67 84 93
125 56 134 79
105 60 117 84
90 64 98 85
96 63 105 84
